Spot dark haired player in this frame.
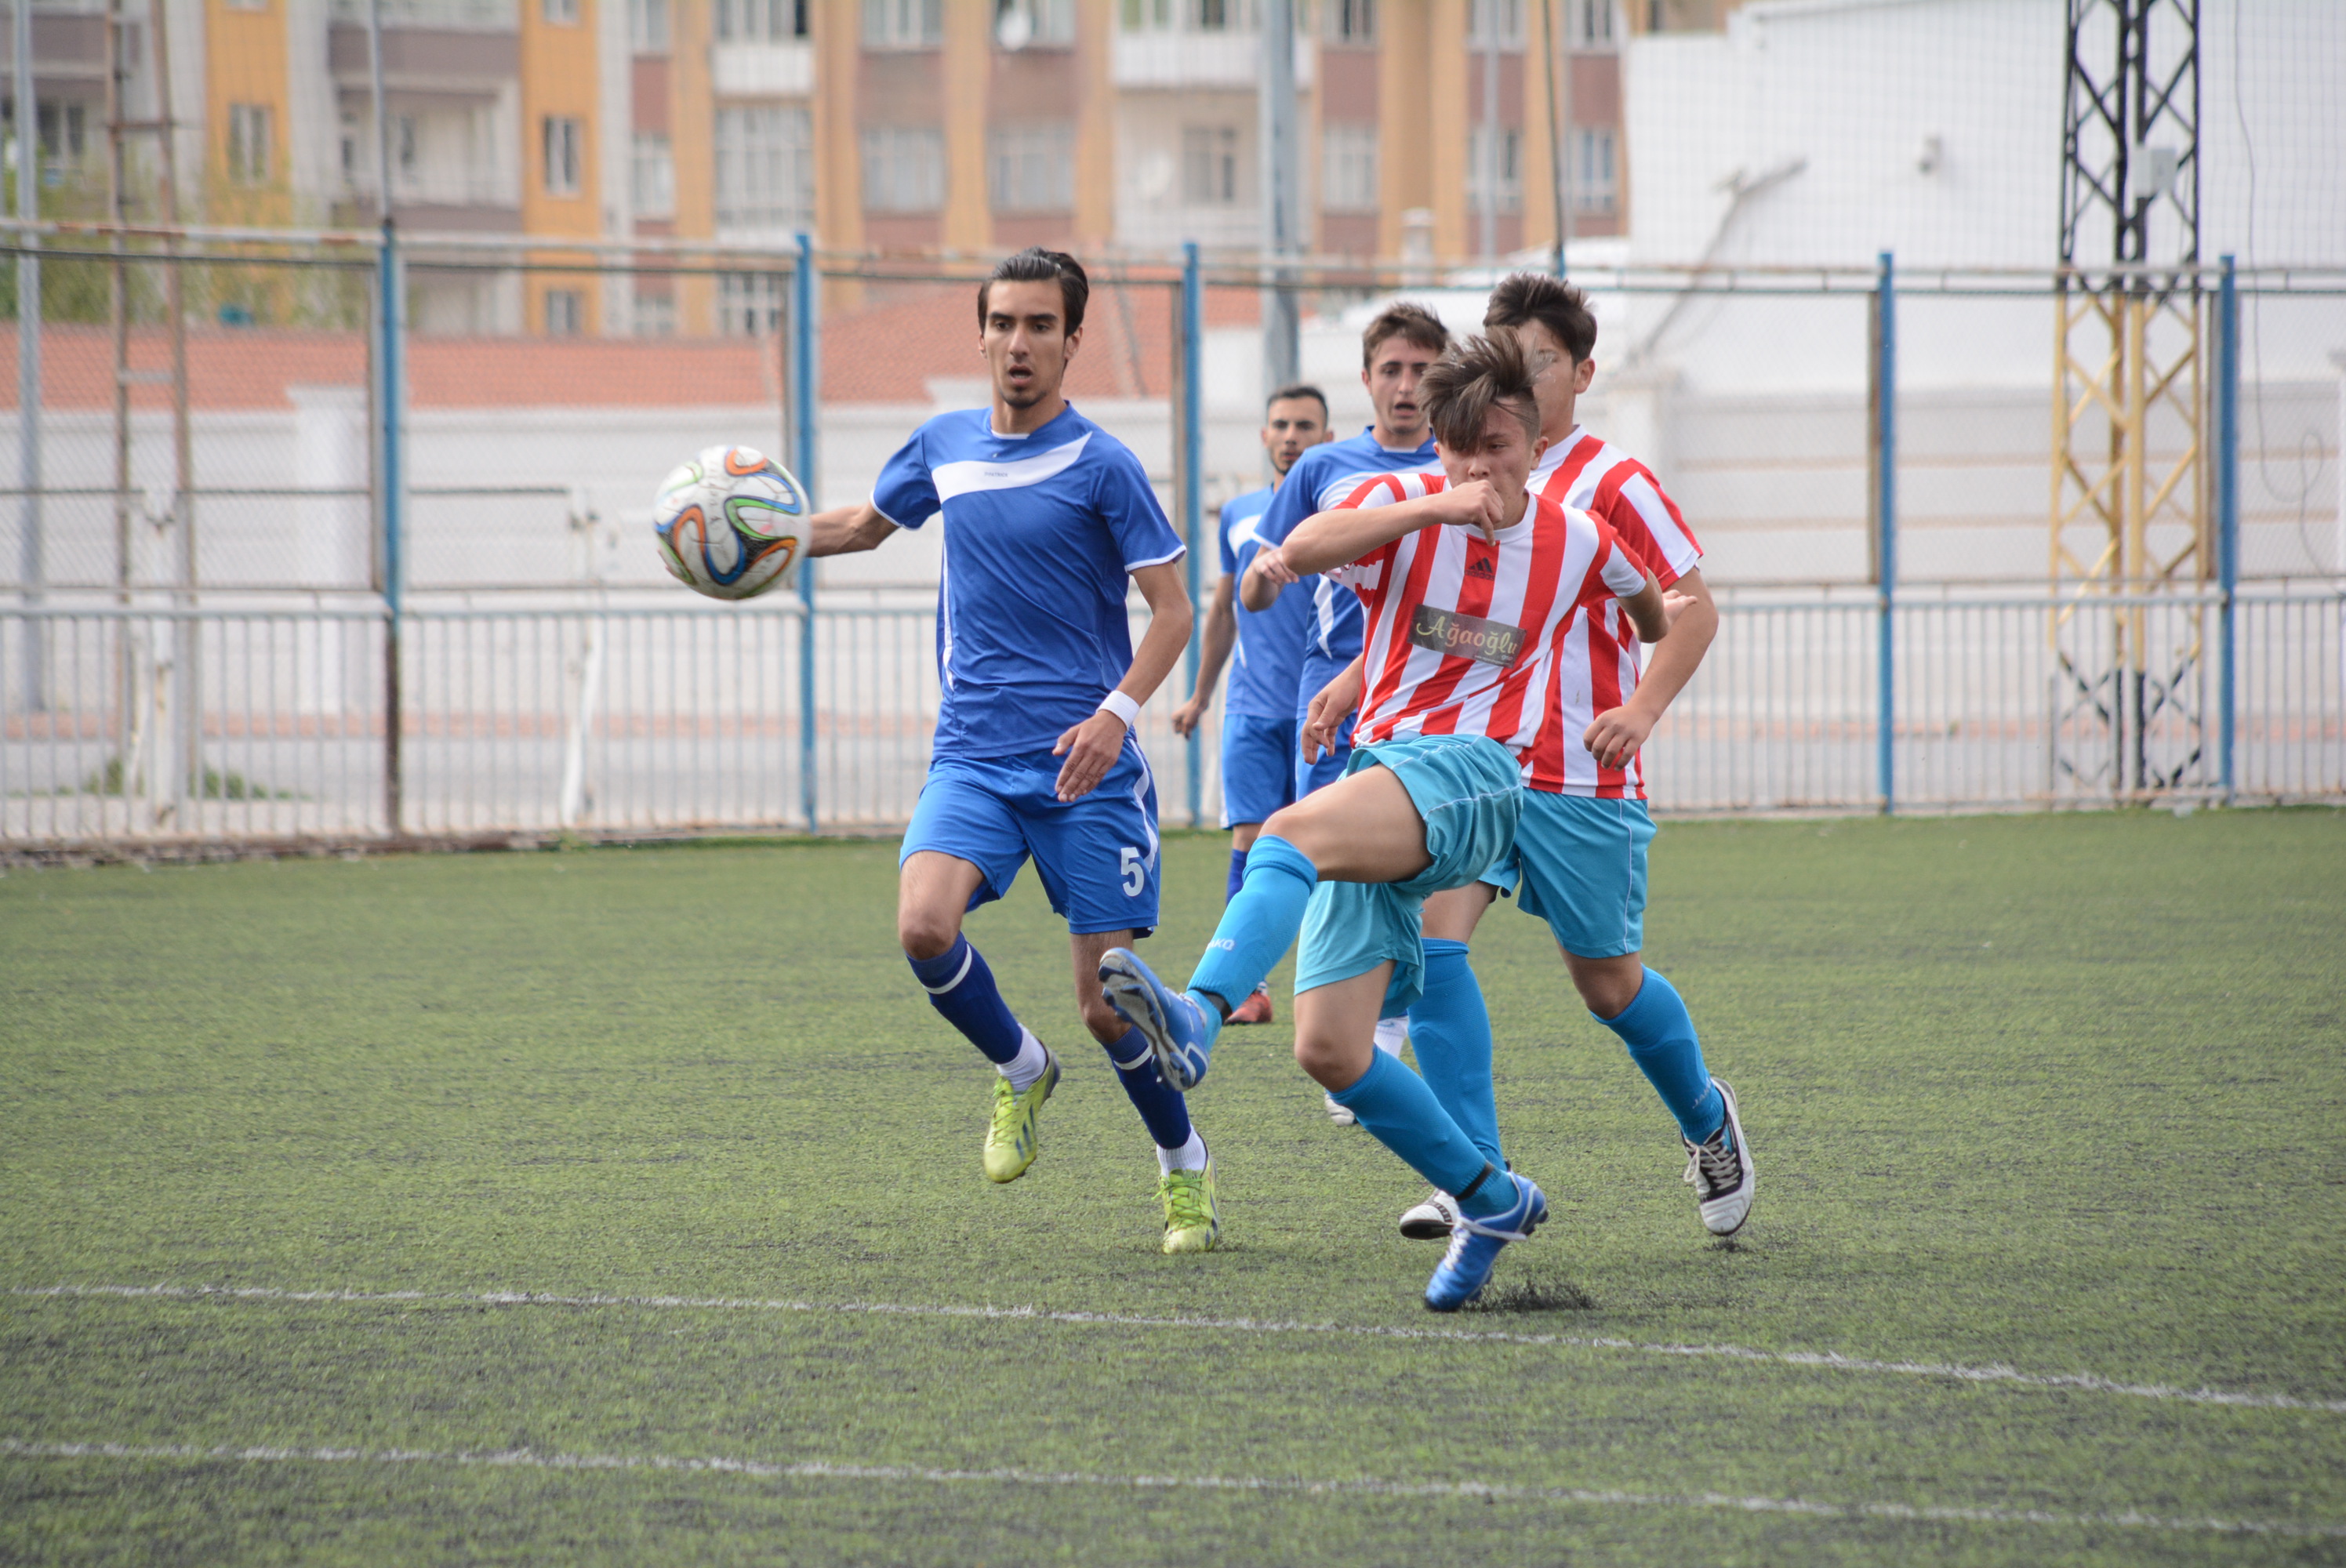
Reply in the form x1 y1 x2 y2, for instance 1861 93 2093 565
801 249 1216 1254
1238 303 1450 1118
1102 332 1672 1308
1169 384 1334 1027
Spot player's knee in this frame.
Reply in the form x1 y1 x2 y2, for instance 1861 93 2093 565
1291 1033 1351 1091
897 908 961 961
1077 991 1127 1044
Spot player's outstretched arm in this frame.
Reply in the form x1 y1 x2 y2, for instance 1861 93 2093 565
1284 482 1505 574
1583 568 1719 770
1052 560 1195 802
1301 655 1364 762
804 499 898 558
1172 573 1237 739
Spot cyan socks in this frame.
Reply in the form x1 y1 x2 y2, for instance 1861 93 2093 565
1595 967 1725 1145
907 935 1026 1066
1103 1026 1194 1152
1405 939 1503 1170
1328 1050 1520 1220
1186 834 1318 1020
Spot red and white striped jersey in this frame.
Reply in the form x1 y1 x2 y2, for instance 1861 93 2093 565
1527 427 1701 797
1329 470 1651 797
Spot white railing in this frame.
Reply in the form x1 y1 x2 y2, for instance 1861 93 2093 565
5 590 2339 849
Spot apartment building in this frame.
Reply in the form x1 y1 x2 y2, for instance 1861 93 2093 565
6 0 1645 336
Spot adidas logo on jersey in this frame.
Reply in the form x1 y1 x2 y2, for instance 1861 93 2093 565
1465 557 1497 579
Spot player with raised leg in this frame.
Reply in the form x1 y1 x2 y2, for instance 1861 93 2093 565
800 249 1217 1254
1169 385 1334 1028
1372 272 1750 1243
1238 304 1449 1119
1102 333 1672 1308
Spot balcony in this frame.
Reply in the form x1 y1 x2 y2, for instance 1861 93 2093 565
710 40 815 98
327 0 518 31
1112 30 1312 89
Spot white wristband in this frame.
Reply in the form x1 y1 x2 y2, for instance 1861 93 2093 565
1097 690 1141 728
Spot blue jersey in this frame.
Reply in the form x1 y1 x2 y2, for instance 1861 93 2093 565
1254 428 1440 717
873 404 1185 760
1215 485 1314 721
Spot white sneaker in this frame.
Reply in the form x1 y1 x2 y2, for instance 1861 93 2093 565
1324 1091 1356 1126
1398 1189 1459 1240
1682 1077 1755 1236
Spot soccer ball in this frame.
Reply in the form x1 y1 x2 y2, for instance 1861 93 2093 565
651 445 810 601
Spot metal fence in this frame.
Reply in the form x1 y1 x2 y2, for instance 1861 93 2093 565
1 226 2341 848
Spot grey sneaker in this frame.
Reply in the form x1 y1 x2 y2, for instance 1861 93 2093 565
1398 1189 1460 1241
1682 1077 1755 1236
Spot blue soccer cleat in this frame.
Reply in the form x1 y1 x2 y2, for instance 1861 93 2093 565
1424 1171 1547 1312
1099 947 1218 1091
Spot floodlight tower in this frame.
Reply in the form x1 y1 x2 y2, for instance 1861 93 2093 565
2052 0 2205 799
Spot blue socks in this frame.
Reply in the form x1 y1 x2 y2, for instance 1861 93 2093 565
1226 845 1249 902
1187 834 1318 1015
906 935 1022 1064
1103 1027 1194 1151
1329 1051 1520 1219
1596 968 1723 1144
1407 939 1503 1171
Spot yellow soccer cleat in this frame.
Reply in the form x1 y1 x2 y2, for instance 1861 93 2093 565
982 1054 1059 1183
1158 1154 1220 1254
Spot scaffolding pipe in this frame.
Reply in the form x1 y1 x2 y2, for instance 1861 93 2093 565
13 0 39 712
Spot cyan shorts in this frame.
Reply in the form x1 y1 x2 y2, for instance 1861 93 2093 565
1294 733 1524 1014
900 738 1160 937
1478 792 1656 958
1219 710 1298 829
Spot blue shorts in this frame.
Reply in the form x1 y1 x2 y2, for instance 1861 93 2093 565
1294 706 1356 797
900 739 1161 937
1295 733 1524 1014
1479 793 1655 958
1219 710 1298 829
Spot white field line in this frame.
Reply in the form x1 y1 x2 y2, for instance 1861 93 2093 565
16 1281 2346 1417
3 1437 2341 1541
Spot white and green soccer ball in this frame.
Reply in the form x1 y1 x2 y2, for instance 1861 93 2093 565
651 445 811 601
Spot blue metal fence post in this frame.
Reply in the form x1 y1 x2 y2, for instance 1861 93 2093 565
380 224 405 835
2217 254 2239 800
1180 241 1204 828
794 234 821 834
1875 250 1897 815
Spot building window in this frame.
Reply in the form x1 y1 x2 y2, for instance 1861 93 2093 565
223 0 267 10
1467 125 1521 213
1322 123 1377 212
1466 0 1521 47
632 132 674 218
1327 0 1373 42
1181 125 1238 205
227 103 272 186
542 115 583 196
1120 0 1249 30
629 0 669 50
544 288 583 336
35 101 85 184
862 0 942 47
632 288 677 336
994 0 1075 47
719 273 784 336
718 0 808 40
989 123 1073 212
860 125 944 212
542 0 579 22
1574 126 1617 211
1575 0 1615 48
715 103 814 233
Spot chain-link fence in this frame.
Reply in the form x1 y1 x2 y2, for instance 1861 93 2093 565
2 230 2341 848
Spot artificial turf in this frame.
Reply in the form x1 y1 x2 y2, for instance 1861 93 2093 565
2 809 2342 1566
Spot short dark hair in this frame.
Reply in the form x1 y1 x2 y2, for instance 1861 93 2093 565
1484 272 1596 365
978 247 1089 335
1266 383 1329 419
1420 332 1542 452
1360 301 1448 368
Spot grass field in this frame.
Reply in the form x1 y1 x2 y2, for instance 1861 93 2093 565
3 810 2344 1565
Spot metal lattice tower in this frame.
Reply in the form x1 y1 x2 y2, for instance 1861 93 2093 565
2052 0 2205 797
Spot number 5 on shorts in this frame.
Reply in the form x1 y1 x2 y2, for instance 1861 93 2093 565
1120 846 1146 897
